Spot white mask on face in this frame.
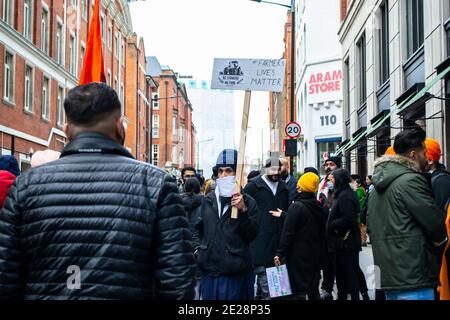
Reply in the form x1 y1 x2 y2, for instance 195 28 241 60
216 175 236 197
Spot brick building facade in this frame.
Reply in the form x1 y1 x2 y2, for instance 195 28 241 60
269 11 296 158
0 0 151 170
150 66 196 170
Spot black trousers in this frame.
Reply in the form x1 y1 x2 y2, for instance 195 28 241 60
321 251 336 293
335 250 360 300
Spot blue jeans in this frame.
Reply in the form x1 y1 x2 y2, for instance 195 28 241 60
385 288 434 300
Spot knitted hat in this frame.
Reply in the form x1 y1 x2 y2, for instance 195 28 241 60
384 146 396 156
425 138 441 162
216 149 238 173
324 156 342 168
297 172 320 193
31 150 61 168
0 155 20 177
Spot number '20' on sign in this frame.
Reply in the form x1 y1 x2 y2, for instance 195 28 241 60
285 122 301 138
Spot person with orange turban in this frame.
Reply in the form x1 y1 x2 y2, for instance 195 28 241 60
424 138 450 300
384 146 396 156
424 138 450 210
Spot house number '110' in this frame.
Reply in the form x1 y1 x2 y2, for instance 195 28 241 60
320 115 337 126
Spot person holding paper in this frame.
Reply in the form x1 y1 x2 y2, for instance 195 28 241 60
193 149 259 300
274 172 326 300
244 158 290 300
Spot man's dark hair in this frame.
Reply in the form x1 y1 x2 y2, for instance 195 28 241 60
211 166 218 180
350 174 360 181
264 158 282 168
181 167 196 177
304 167 319 176
367 175 372 180
184 177 201 194
393 129 426 155
64 83 121 126
247 170 261 180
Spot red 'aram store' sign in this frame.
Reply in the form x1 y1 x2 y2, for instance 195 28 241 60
309 70 342 95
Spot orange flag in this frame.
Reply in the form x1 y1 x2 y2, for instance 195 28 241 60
79 0 106 85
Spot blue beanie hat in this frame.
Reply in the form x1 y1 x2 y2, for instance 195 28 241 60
216 149 238 173
0 155 20 176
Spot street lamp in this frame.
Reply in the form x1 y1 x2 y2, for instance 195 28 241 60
250 0 295 176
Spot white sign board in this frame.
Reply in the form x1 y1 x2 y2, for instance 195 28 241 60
266 265 292 298
211 58 286 92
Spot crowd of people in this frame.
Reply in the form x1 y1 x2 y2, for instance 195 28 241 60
0 83 449 300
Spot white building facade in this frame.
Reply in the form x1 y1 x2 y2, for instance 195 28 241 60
295 0 343 175
338 0 450 178
186 80 236 179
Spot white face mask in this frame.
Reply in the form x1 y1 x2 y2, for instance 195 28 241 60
216 176 236 197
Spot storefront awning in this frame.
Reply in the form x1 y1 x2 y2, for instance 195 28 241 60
335 63 450 156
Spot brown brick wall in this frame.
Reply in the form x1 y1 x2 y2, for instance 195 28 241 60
0 1 138 171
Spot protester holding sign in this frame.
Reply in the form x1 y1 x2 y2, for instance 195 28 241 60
193 149 259 300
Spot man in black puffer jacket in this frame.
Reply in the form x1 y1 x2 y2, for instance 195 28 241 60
0 83 196 300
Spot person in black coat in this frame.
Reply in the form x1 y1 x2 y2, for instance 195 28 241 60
244 158 289 300
0 83 196 300
180 177 204 300
327 168 362 300
193 149 259 300
181 177 204 230
274 172 325 300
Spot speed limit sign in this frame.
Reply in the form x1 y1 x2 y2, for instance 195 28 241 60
285 122 301 139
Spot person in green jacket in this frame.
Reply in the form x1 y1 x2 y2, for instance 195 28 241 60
367 129 447 300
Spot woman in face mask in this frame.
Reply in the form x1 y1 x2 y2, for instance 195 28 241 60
192 149 259 300
326 169 362 300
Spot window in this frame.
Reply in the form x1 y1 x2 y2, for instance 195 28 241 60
172 115 177 135
152 92 159 109
24 65 33 112
152 144 159 166
100 14 106 43
80 45 86 71
357 32 367 105
108 25 112 50
3 51 14 103
115 33 119 57
23 0 32 40
69 34 76 75
120 84 124 110
56 22 63 65
447 24 450 57
41 7 49 54
82 0 88 20
2 0 14 26
406 0 424 58
343 57 350 122
152 115 159 138
379 1 390 84
179 124 184 142
107 70 111 86
121 41 125 65
317 140 341 175
172 144 177 163
41 76 50 120
57 86 65 126
114 77 118 93
71 0 76 7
